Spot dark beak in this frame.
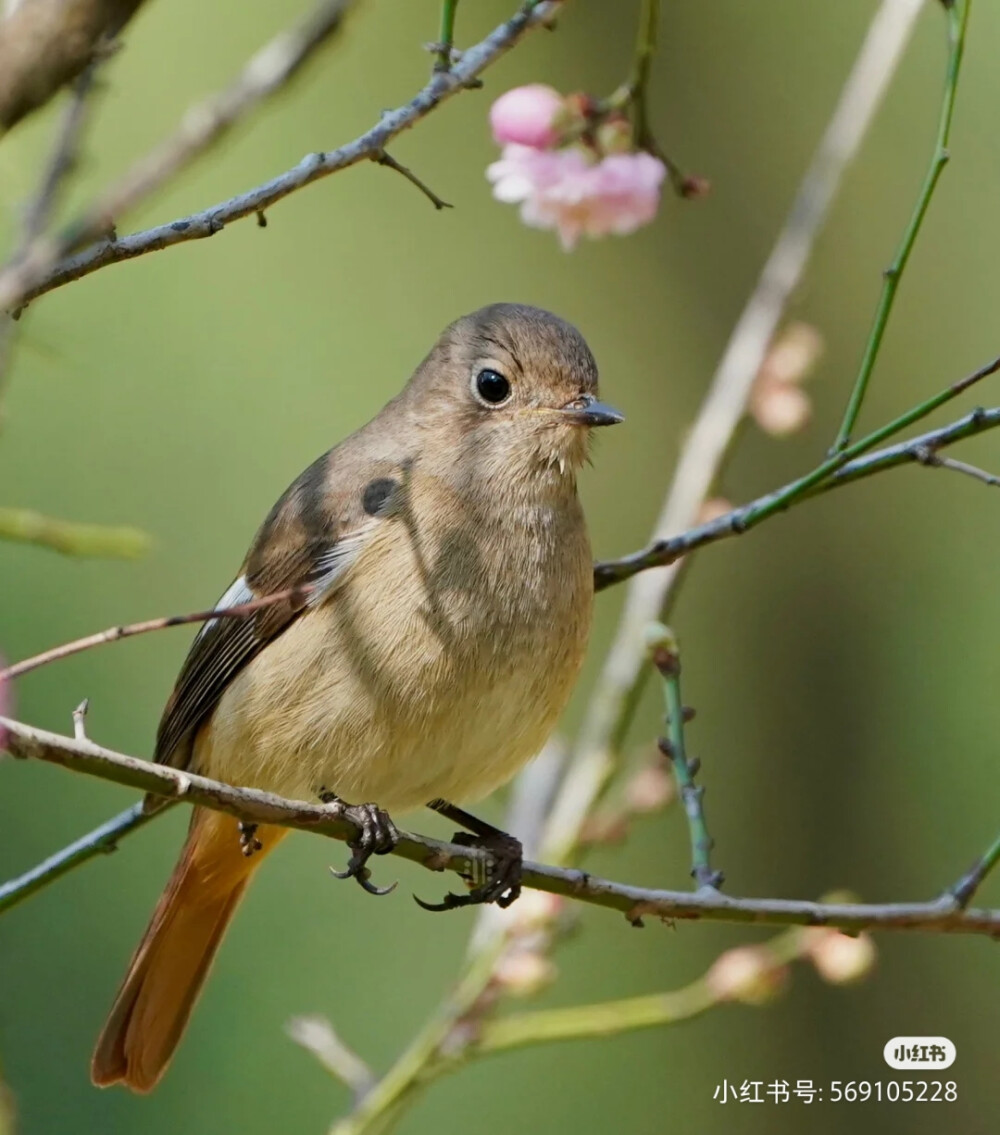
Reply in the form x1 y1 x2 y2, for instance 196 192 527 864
560 392 625 428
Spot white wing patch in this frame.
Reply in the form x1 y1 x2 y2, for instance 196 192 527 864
307 524 375 607
197 575 254 641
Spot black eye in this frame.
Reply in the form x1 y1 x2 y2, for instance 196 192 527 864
474 368 511 406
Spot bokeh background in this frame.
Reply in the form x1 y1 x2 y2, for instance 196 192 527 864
1 1 998 1132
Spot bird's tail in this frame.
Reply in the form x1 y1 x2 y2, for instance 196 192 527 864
91 807 284 1093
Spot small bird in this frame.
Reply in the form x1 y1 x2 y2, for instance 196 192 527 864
91 303 622 1092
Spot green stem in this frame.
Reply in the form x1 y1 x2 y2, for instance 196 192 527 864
433 0 459 73
477 930 805 1054
740 350 995 533
0 506 149 558
648 625 720 889
630 0 659 148
831 0 970 453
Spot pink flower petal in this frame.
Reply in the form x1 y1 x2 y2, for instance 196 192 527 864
486 144 667 249
489 85 565 149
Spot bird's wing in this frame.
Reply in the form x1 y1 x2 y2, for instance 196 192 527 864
153 448 396 772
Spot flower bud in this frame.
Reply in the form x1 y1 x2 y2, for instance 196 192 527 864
805 929 876 985
489 85 565 149
494 950 558 997
749 379 811 437
759 322 824 387
706 946 788 1005
625 762 675 813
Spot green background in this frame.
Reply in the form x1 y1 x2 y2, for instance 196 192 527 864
1 1 997 1132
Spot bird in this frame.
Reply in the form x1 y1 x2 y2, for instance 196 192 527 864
91 302 622 1093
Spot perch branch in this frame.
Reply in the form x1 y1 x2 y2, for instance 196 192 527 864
2 717 997 937
0 0 556 314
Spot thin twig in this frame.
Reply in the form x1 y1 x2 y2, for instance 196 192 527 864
21 67 101 241
0 585 311 684
1 716 997 937
0 0 357 314
0 802 163 915
373 150 452 209
946 829 1000 908
72 698 90 741
831 0 970 452
287 1016 377 1105
648 625 720 889
0 0 557 314
0 64 101 396
594 391 1000 590
914 447 1000 487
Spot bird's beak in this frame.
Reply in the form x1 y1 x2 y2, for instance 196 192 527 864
559 392 625 427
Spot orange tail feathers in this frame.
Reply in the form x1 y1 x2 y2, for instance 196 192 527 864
91 808 285 1093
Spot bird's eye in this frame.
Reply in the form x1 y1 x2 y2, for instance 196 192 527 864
473 368 511 406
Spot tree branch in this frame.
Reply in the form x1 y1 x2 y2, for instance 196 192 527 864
0 0 556 314
0 63 101 398
0 0 147 135
2 716 998 937
0 801 161 914
594 399 1000 590
0 0 358 314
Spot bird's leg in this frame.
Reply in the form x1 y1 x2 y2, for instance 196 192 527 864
318 787 399 897
237 821 263 858
414 798 523 912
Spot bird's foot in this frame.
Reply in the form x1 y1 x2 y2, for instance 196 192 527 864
320 790 399 897
238 821 263 858
415 828 523 912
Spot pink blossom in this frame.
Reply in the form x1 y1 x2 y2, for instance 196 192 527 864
489 85 565 149
487 144 666 250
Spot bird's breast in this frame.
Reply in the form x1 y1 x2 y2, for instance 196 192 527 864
199 479 593 813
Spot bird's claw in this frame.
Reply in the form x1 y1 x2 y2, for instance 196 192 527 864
414 829 523 912
326 799 400 897
238 822 263 858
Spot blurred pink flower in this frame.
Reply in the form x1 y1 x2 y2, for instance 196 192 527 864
489 84 565 149
487 144 666 250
